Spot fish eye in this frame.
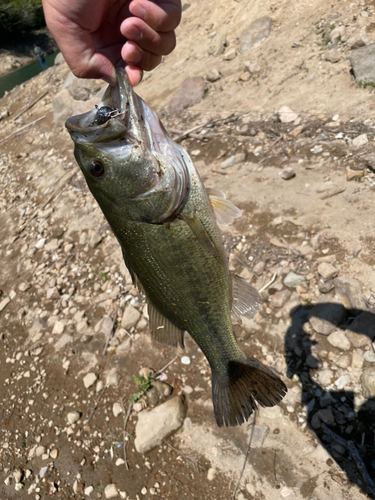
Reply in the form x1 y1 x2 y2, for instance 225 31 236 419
90 161 105 177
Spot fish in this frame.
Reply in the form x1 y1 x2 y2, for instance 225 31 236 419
65 68 287 426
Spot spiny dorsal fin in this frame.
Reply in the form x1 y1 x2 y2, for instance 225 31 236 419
206 187 242 226
231 273 262 320
148 300 185 348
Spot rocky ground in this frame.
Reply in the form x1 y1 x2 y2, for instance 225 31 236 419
1 0 375 499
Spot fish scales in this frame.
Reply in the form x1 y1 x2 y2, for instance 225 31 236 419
109 171 238 373
66 68 287 426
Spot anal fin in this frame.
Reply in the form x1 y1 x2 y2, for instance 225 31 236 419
148 300 185 348
232 273 262 320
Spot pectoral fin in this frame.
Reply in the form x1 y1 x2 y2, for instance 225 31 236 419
180 211 218 256
206 188 242 226
231 273 262 320
148 300 185 348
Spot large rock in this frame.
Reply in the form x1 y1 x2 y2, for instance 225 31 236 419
52 90 98 126
361 368 375 398
349 43 375 85
345 312 375 347
240 17 272 53
168 77 206 114
70 77 104 101
308 295 347 335
327 330 351 351
134 396 187 453
121 305 141 329
334 276 363 313
52 90 76 126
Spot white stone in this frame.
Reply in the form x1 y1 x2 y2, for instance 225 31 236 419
96 380 105 393
113 402 123 417
327 330 351 351
35 238 46 249
207 468 216 481
106 372 121 387
35 445 45 457
181 356 191 365
52 321 65 335
104 484 119 499
115 458 125 466
134 396 187 453
278 106 298 123
317 262 338 280
317 369 333 386
334 375 349 390
19 282 31 292
50 449 58 459
83 373 97 389
67 411 81 424
121 305 141 329
364 351 375 362
0 297 10 312
84 486 94 496
352 133 368 147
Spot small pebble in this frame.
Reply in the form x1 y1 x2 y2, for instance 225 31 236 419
207 468 216 481
83 373 97 389
67 411 81 425
106 373 121 387
85 486 94 496
113 402 123 417
104 484 119 499
181 356 191 365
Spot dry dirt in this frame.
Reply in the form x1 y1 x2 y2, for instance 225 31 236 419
1 1 375 500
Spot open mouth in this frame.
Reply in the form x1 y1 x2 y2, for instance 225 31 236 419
65 68 138 144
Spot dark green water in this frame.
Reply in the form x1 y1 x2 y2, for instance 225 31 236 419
0 51 59 99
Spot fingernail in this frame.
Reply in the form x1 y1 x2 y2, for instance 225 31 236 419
131 4 146 19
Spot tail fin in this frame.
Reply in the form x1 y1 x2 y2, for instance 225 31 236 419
212 358 287 427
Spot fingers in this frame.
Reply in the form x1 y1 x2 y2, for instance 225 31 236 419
121 41 162 72
42 2 117 85
120 0 180 74
121 17 176 56
129 0 181 33
125 65 144 87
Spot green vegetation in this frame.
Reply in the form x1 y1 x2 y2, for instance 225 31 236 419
129 374 153 404
0 0 45 41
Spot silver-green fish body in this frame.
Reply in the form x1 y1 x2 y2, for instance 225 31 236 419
66 69 286 426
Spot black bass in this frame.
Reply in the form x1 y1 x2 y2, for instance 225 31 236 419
66 68 286 426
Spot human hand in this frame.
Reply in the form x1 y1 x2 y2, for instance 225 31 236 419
42 0 181 86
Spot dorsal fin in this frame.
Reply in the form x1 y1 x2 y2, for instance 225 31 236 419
231 273 262 320
206 188 242 226
148 300 185 348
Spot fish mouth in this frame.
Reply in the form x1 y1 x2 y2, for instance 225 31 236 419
65 68 143 144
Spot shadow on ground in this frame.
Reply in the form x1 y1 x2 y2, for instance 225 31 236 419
285 303 375 499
